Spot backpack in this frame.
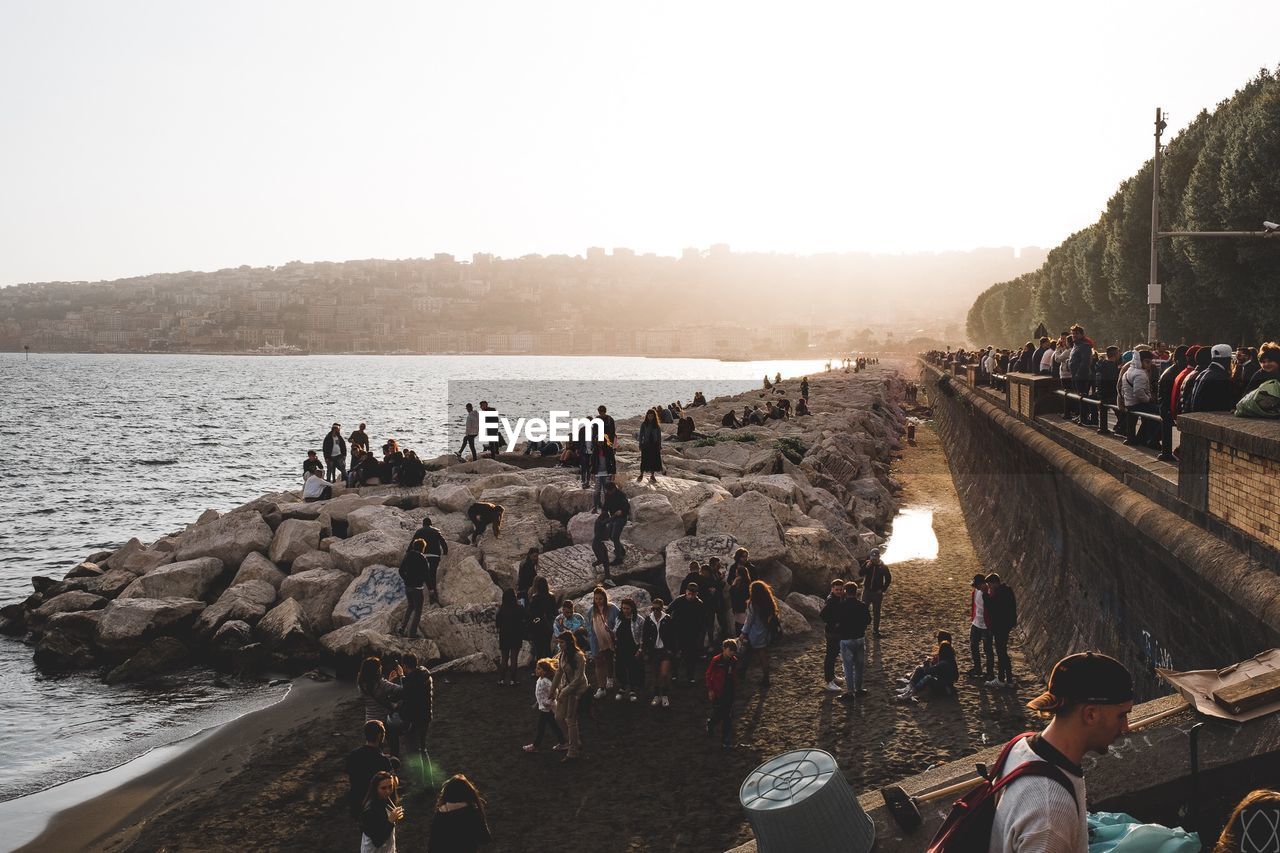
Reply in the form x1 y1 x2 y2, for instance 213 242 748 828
926 732 1078 853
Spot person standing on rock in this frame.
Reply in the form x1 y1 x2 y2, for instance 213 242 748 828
858 548 891 638
984 573 1018 688
819 579 850 693
643 597 677 706
455 403 479 462
585 586 620 698
398 539 431 638
551 630 588 762
801 377 810 400
466 502 504 545
667 581 709 685
966 573 994 681
637 408 663 483
349 422 370 454
738 580 781 690
323 422 347 483
409 517 449 606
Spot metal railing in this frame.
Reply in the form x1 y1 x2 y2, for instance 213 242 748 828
1053 388 1170 456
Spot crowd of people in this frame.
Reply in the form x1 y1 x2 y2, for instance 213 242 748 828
930 330 1280 456
302 421 430 501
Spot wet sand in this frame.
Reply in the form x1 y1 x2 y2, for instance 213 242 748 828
29 418 1042 853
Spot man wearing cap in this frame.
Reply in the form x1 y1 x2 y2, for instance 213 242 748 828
984 573 1018 688
991 653 1133 852
966 574 994 681
322 422 347 484
857 549 891 638
1186 344 1239 413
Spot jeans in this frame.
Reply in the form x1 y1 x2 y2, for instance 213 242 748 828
592 517 626 569
326 456 345 483
458 435 478 460
533 710 564 747
993 630 1012 682
970 624 994 676
840 638 866 691
593 474 610 510
708 695 734 745
823 635 840 683
679 640 702 680
401 586 424 637
864 591 883 634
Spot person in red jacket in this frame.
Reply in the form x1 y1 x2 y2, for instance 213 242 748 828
704 638 739 748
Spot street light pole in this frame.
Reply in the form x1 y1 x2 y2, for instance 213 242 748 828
1148 108 1165 344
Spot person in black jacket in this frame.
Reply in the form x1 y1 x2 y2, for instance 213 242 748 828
409 516 449 605
400 653 434 761
984 573 1018 688
1094 346 1121 432
322 422 347 483
1157 345 1188 460
526 576 557 664
398 539 431 639
819 579 851 693
515 548 539 604
591 482 630 584
495 589 526 686
303 450 324 478
726 549 756 632
857 549 892 638
359 771 403 852
428 775 491 853
613 597 645 702
467 502 504 545
1187 344 1239 413
344 720 395 819
642 598 678 707
667 583 709 684
698 559 728 646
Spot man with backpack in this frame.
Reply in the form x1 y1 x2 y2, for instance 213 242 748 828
929 652 1133 852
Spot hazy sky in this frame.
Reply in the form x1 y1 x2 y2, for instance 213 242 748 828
2 2 1278 286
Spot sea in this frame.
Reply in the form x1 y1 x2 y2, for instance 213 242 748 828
0 352 830 802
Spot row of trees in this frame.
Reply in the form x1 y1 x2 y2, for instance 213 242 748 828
967 67 1280 348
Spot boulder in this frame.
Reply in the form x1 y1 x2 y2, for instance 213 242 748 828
430 483 475 514
474 488 561 569
417 603 501 661
195 579 277 637
430 651 493 673
695 491 786 562
316 493 391 532
106 637 189 685
117 557 226 601
649 479 731 529
319 607 441 664
567 511 597 545
785 592 825 622
255 598 316 656
538 544 663 598
573 584 652 614
777 599 811 636
277 501 325 521
471 472 529 493
331 564 407 629
117 547 174 575
96 598 206 659
103 538 145 571
663 534 741 600
211 619 254 656
278 568 351 634
782 526 858 593
291 550 337 574
197 508 221 525
437 556 502 607
537 482 596 521
684 441 756 467
33 611 103 670
31 591 108 628
346 505 417 537
756 561 793 598
268 519 323 565
231 552 286 589
330 528 411 575
173 512 272 567
623 493 687 553
66 561 104 580
73 568 138 599
448 458 517 476
726 474 802 505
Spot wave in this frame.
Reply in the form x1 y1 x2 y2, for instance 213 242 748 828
136 459 179 466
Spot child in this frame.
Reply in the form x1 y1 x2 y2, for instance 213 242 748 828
705 638 739 748
522 658 567 753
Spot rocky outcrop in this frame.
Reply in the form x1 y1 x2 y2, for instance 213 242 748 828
346 505 416 537
106 637 189 684
429 483 475 514
290 550 337 574
195 579 277 638
33 610 103 670
573 584 652 613
417 603 501 662
319 607 441 664
211 619 254 656
31 591 108 629
664 534 741 600
782 527 858 593
437 555 502 607
117 557 225 601
538 543 663 598
777 599 811 636
255 598 316 657
231 552 286 589
330 529 409 575
331 564 407 629
278 569 351 634
268 519 323 565
785 592 825 622
622 493 687 553
173 512 272 567
695 491 786 562
96 597 207 660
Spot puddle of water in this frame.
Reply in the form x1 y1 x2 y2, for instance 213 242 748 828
880 507 938 564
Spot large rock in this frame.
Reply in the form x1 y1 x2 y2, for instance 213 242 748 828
255 598 316 656
726 474 802 505
782 526 859 593
567 511 598 545
278 568 351 634
103 538 145 571
649 479 731 529
346 505 417 537
785 592 825 622
31 591 107 628
211 619 254 656
663 534 740 601
573 584 652 614
73 568 138 599
537 482 596 521
331 564 407 629
319 607 441 664
430 483 475 514
538 544 663 598
276 501 324 521
173 512 272 567
474 486 562 569
291 550 337 574
471 472 529 493
106 637 189 685
330 529 410 575
96 598 206 659
117 547 174 576
756 561 793 599
695 491 786 562
438 556 502 607
777 599 812 636
316 493 391 532
623 493 687 553
34 611 103 670
195 579 277 637
417 603 501 661
117 557 226 601
268 519 323 565
231 552 286 590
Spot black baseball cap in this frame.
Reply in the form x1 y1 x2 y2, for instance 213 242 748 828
1027 652 1133 712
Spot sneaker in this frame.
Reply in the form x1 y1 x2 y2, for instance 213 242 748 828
688 678 696 685
552 743 568 752
522 744 538 752
651 696 661 707
824 681 842 693
629 691 638 702
593 688 607 699
614 692 624 701
705 719 714 735
896 677 911 685
838 692 855 703
603 578 617 588
856 688 868 695
661 696 670 707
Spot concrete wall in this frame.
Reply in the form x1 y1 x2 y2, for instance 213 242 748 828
923 365 1280 700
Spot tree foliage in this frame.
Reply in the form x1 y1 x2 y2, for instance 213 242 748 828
967 67 1280 347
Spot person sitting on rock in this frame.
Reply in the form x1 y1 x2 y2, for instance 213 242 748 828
676 413 695 442
896 630 959 703
795 397 811 416
348 446 378 487
466 502 504 545
591 481 630 585
747 405 768 426
398 450 426 487
721 409 742 429
381 439 404 483
767 401 785 421
303 450 324 479
301 464 332 502
691 391 707 407
657 403 674 424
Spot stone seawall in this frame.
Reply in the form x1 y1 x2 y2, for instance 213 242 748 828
922 364 1280 699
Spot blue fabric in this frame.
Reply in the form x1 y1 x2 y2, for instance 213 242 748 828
1086 812 1200 852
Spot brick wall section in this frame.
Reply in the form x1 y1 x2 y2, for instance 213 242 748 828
1207 442 1280 550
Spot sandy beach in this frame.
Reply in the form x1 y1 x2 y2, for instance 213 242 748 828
19 416 1042 853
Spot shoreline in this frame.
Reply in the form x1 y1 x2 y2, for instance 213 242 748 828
4 350 842 361
4 676 347 853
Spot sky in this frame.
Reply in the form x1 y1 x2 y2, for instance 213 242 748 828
2 1 1278 287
